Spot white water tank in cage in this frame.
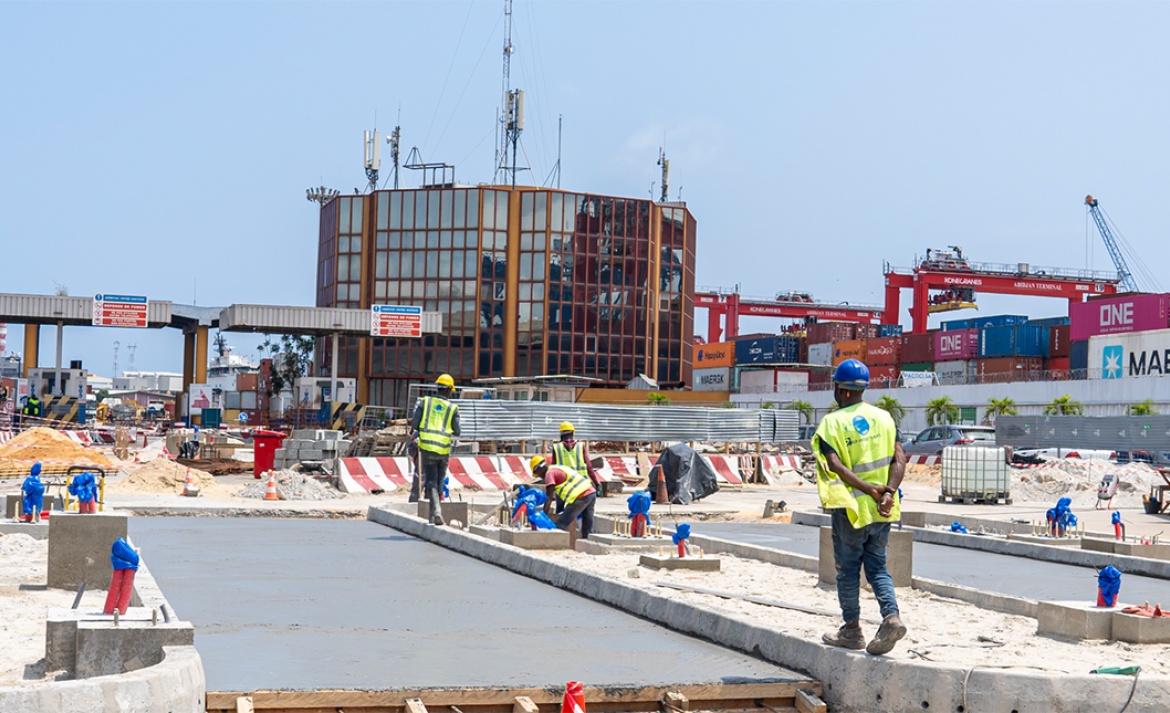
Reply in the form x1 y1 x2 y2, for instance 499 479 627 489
941 446 1010 502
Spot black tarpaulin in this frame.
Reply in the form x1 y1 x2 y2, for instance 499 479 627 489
649 444 720 505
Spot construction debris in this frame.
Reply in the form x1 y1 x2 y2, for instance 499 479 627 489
235 470 346 501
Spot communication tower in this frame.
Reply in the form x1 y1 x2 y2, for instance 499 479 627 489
363 129 381 193
494 0 528 186
657 148 670 203
112 341 120 378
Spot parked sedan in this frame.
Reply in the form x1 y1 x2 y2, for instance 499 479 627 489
902 425 996 456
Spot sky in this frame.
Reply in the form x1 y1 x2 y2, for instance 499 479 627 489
3 0 1169 377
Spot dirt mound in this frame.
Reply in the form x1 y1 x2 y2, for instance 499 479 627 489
1011 459 1159 507
110 459 216 494
0 427 111 469
903 463 941 485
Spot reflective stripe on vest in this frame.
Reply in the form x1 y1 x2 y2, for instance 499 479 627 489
553 442 587 478
812 402 899 528
553 467 593 505
417 396 457 456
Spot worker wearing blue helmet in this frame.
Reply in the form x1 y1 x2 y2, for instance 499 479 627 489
813 358 908 655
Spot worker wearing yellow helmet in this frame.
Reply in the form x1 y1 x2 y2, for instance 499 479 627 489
551 420 605 497
530 454 596 547
410 374 461 525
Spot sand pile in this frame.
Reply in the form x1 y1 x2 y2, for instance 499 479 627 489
0 427 111 468
235 470 345 501
110 459 216 494
1011 459 1159 507
903 463 941 486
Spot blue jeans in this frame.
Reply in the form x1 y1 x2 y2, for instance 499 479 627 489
830 509 899 624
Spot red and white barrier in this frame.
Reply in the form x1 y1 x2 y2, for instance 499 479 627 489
704 455 744 485
338 457 412 494
906 455 941 465
596 456 637 485
338 456 529 495
758 455 804 485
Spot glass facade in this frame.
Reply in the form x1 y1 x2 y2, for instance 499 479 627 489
315 186 695 412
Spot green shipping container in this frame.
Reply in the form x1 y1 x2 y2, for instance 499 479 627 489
900 362 933 372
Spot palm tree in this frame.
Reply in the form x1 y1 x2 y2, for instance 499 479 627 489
873 395 907 428
925 396 960 425
983 397 1018 425
1044 394 1084 415
647 392 671 406
760 401 776 410
790 400 814 423
1130 399 1159 416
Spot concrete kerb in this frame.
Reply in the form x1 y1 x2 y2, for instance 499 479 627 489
368 505 1167 713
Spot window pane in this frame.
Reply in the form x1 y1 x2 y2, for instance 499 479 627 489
414 252 426 278
532 254 545 281
350 198 363 233
534 232 546 251
533 283 544 300
481 251 494 278
351 235 362 252
532 302 544 328
400 253 413 278
336 283 347 300
466 190 479 228
414 191 428 228
519 253 532 280
388 231 401 249
376 231 388 249
389 191 401 229
467 251 479 278
339 235 350 252
427 190 440 226
439 231 452 249
453 190 466 227
386 282 399 298
376 193 389 229
386 253 399 279
424 231 437 249
520 283 532 300
550 193 563 232
401 231 414 250
402 191 414 227
496 191 508 229
533 192 547 231
337 258 349 282
441 190 454 228
521 192 534 230
375 253 387 279
439 251 451 278
495 231 507 250
521 233 533 251
374 281 387 299
350 254 362 280
425 282 438 298
452 251 464 278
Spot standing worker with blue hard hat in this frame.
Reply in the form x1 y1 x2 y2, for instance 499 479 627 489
551 421 605 496
411 374 461 526
814 358 909 655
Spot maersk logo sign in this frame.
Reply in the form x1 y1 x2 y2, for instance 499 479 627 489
1102 345 1123 379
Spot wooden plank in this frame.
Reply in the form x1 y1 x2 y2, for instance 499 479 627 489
794 689 826 713
236 696 255 713
406 698 429 713
662 691 689 712
513 696 540 713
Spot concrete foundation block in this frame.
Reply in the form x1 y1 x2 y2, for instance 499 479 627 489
1007 533 1082 547
639 554 721 571
6 493 63 519
298 448 324 461
75 616 195 678
1081 537 1118 554
589 533 674 548
1112 611 1170 643
819 525 913 587
0 522 48 539
469 525 501 541
574 539 612 555
1037 600 1116 640
417 501 470 526
47 513 129 590
1114 542 1170 561
499 528 570 550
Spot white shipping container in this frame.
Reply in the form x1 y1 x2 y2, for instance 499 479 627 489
1088 328 1170 379
738 369 809 394
808 342 833 366
934 359 976 385
693 367 731 392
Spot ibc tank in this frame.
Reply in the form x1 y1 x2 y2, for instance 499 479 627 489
941 446 1009 501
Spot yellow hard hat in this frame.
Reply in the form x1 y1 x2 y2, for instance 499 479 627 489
529 455 548 472
559 421 574 433
436 374 455 388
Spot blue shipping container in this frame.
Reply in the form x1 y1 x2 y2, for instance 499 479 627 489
1027 316 1071 328
969 314 1029 330
979 325 1050 358
735 336 800 365
1070 340 1089 371
878 324 904 337
940 318 973 332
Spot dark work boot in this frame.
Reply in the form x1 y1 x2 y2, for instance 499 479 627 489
866 614 907 655
822 621 865 650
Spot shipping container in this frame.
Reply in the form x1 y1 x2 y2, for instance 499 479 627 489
868 365 900 389
236 373 259 391
1048 325 1071 358
867 337 901 366
1070 340 1089 371
832 339 867 366
940 318 972 332
934 359 977 385
695 341 735 368
968 315 1029 330
977 357 1044 383
854 323 881 339
1087 327 1170 379
807 321 857 344
1028 316 1071 328
797 338 809 364
1071 293 1170 341
693 367 732 391
1046 357 1072 380
808 342 834 366
978 325 1050 359
735 335 800 365
899 332 935 364
738 368 809 394
809 370 831 386
934 328 979 361
900 362 933 372
878 324 904 337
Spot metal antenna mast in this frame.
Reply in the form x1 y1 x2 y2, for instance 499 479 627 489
657 148 670 203
386 126 401 189
494 0 515 184
363 127 382 193
112 341 120 378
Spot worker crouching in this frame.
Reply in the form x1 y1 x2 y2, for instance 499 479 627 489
530 455 596 547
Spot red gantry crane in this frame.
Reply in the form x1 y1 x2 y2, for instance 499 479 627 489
697 289 883 342
883 245 1121 334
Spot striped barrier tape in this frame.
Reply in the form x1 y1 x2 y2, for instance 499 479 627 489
906 455 941 465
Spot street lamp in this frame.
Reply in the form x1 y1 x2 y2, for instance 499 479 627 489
305 186 340 205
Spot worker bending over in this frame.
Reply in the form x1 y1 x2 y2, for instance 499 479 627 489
411 374 461 526
530 455 596 546
551 421 605 496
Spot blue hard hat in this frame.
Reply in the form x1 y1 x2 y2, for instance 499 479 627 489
832 359 870 390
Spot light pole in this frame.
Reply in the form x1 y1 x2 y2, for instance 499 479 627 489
305 186 340 205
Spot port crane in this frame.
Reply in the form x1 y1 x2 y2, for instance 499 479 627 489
696 289 883 342
1084 195 1156 293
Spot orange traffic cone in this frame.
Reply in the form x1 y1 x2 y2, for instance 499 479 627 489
182 469 198 497
263 472 280 501
561 682 585 713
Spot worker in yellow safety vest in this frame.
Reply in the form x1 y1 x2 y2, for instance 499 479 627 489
530 454 596 546
813 358 908 656
551 421 605 496
410 374 461 525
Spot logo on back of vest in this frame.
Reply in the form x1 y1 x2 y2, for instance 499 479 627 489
852 415 870 436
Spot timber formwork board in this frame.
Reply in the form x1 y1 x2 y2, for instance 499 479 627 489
207 682 824 713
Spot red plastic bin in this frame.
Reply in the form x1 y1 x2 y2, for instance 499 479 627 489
252 430 287 479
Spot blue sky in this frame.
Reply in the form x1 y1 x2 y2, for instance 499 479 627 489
3 1 1168 376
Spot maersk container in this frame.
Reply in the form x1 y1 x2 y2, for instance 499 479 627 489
1070 340 1089 371
878 324 904 337
1087 328 1170 379
978 325 1050 358
693 367 731 392
735 336 800 365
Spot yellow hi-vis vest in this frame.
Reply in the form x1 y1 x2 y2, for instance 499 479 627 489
553 441 588 479
418 396 457 456
551 466 593 506
812 401 900 529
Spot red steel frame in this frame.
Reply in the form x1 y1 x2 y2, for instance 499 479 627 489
696 292 882 342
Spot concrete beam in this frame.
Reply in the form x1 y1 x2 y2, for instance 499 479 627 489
47 513 128 590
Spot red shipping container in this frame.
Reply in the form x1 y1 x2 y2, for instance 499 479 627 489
977 357 1044 384
1048 325 1071 358
899 332 935 364
807 322 857 344
855 323 881 339
933 329 978 361
797 338 809 364
237 373 259 391
868 365 900 389
1070 293 1170 341
867 337 901 366
1046 356 1071 380
809 371 832 387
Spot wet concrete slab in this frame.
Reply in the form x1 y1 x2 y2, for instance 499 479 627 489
130 517 799 692
694 522 1170 603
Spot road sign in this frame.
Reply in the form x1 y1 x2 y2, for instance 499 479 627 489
92 294 149 328
371 304 422 338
